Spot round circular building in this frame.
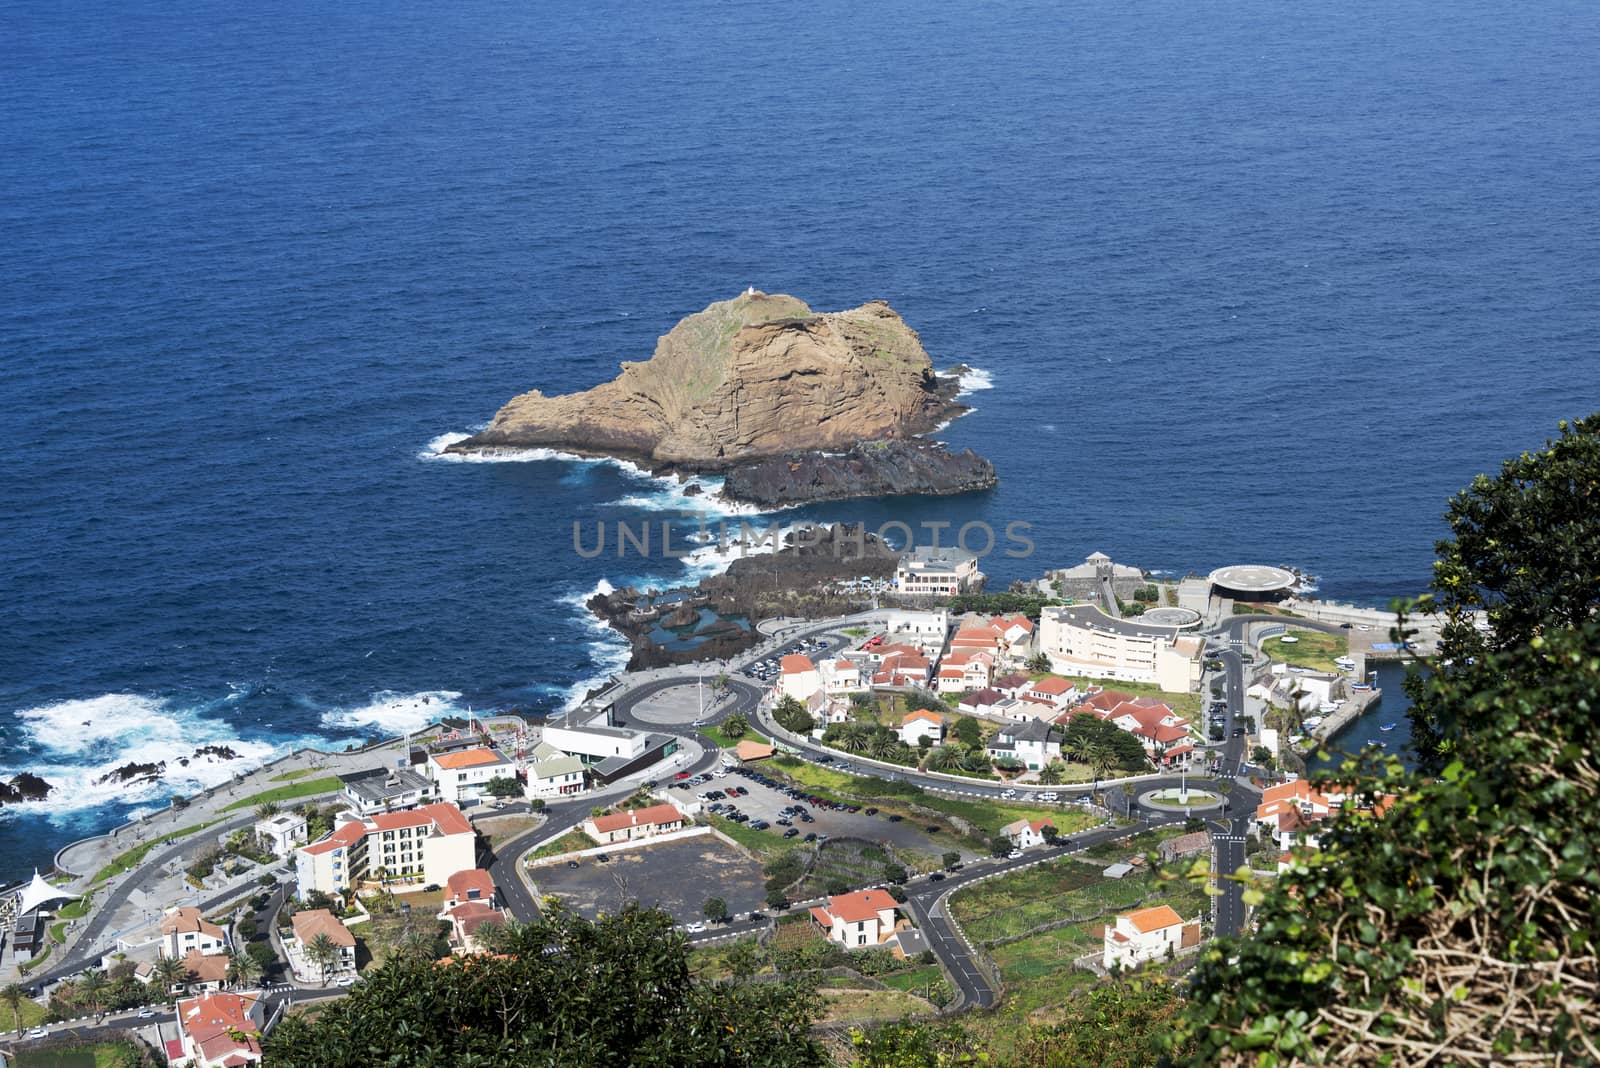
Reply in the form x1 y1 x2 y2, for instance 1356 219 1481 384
1209 564 1297 602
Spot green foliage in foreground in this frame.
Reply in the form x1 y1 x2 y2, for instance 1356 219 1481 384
1177 619 1600 1067
264 903 825 1067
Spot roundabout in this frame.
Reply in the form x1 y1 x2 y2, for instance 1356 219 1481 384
1136 785 1226 813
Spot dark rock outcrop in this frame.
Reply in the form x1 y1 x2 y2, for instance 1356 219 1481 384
720 439 997 507
0 772 54 804
95 761 166 786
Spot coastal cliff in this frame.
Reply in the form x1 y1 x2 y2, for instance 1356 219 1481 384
447 292 969 469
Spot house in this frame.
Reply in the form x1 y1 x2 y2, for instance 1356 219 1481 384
877 608 950 654
1103 904 1186 971
295 802 477 899
440 901 507 955
338 766 436 816
1037 605 1201 691
957 688 1006 715
1254 779 1398 855
253 811 307 855
582 802 686 845
1024 676 1080 708
173 949 230 993
817 658 863 695
525 742 587 799
426 747 516 805
159 907 229 961
170 990 264 1067
443 868 497 909
777 654 822 702
985 719 1061 770
286 909 357 983
899 709 944 747
810 888 900 948
1102 700 1193 764
949 621 1005 656
1000 818 1054 850
933 650 993 694
895 547 983 598
1156 830 1211 862
871 650 932 688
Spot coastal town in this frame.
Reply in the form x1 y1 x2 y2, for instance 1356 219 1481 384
0 548 1434 1065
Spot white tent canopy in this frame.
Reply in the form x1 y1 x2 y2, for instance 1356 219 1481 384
13 869 78 916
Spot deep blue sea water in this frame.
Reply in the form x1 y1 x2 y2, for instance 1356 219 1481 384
3 0 1597 882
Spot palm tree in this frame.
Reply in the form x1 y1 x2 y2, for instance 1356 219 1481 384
1058 734 1084 767
2 982 26 1035
254 801 280 821
1083 742 1116 800
75 968 108 1022
1038 761 1066 786
925 744 961 772
307 932 339 984
867 730 898 760
151 955 188 999
226 950 262 989
836 722 870 754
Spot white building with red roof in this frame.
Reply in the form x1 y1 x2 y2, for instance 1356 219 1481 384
1103 700 1194 764
810 888 901 948
169 990 264 1067
294 802 477 898
933 650 993 694
582 802 686 845
286 908 357 982
776 654 821 702
899 709 944 747
1103 905 1188 971
442 868 497 909
1000 817 1055 850
871 650 932 688
439 900 507 954
158 906 229 962
426 746 516 804
816 657 863 695
1024 676 1080 708
1255 779 1398 857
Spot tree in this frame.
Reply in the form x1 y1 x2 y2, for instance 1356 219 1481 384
1179 617 1600 1067
773 695 815 735
2 982 25 1035
1038 760 1067 785
254 801 280 820
265 904 824 1067
307 932 340 984
989 836 1012 857
881 862 908 885
1250 745 1272 766
1026 652 1052 674
226 949 262 989
482 775 522 799
950 716 982 747
75 968 109 1022
703 897 730 924
941 851 961 871
765 886 790 910
1039 824 1060 845
1409 415 1600 768
726 939 762 980
150 955 188 998
722 712 749 740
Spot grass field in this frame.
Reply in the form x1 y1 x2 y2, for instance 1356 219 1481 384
950 858 1208 945
12 1040 146 1067
793 839 891 899
90 819 223 884
767 761 1096 841
1261 628 1350 672
4 994 49 1030
270 766 326 782
877 964 943 992
58 893 93 919
219 776 343 813
526 829 595 861
358 890 447 971
477 814 546 849
698 724 770 749
818 988 933 1023
705 813 806 863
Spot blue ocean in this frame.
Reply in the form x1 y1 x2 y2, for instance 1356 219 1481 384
2 0 1596 881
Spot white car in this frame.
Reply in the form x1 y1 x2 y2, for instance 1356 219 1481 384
1008 850 1023 860
1000 789 1017 799
685 922 707 934
335 976 358 987
29 1027 47 1038
137 1008 156 1018
1040 792 1059 802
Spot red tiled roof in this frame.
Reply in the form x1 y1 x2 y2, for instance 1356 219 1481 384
299 821 367 856
589 803 683 835
824 888 898 924
1123 905 1184 933
446 901 506 937
371 802 473 836
292 908 356 948
432 748 508 770
181 949 230 984
161 906 225 941
780 654 815 675
179 991 261 1064
1030 677 1074 696
447 868 496 901
902 710 942 725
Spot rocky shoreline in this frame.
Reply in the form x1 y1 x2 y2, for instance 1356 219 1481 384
587 524 899 670
720 437 996 507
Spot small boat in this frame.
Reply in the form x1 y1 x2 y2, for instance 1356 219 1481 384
1366 739 1387 749
1379 722 1397 732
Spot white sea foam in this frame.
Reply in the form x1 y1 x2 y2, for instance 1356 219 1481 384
950 366 994 395
556 581 633 710
319 690 467 735
2 694 320 819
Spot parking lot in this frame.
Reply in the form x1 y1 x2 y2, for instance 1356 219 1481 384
530 834 766 925
675 765 980 863
742 634 844 685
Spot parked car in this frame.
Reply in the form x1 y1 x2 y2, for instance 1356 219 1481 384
783 828 799 838
927 872 945 882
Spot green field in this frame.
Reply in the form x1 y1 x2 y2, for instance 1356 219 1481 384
58 893 93 919
219 776 343 813
705 813 806 863
12 1040 146 1068
818 987 932 1023
950 858 1208 945
697 724 770 750
270 766 326 782
526 829 595 861
4 993 49 1030
90 819 223 884
1261 628 1350 672
877 963 943 992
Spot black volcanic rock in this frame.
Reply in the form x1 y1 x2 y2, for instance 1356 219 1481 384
0 772 54 804
721 438 997 507
96 761 166 786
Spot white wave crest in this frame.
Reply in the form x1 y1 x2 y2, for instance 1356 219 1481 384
557 581 632 710
950 366 994 395
2 694 320 819
319 690 467 735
